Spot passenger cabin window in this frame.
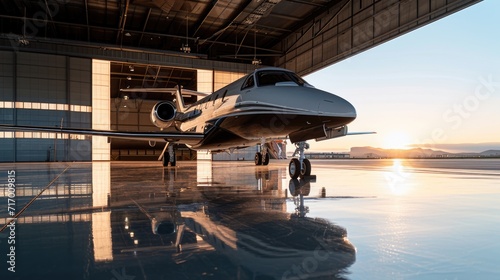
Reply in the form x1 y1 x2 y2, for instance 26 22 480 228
241 75 255 90
256 70 310 87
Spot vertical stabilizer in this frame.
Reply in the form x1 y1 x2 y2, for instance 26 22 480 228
175 85 186 113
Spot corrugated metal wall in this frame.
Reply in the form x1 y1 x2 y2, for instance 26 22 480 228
276 0 482 76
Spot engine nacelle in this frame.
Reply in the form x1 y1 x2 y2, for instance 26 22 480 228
151 101 177 128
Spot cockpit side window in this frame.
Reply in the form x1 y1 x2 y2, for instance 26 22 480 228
257 71 291 87
256 70 311 87
289 73 309 86
241 75 255 90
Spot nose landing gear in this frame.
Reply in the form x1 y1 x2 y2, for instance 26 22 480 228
288 141 311 179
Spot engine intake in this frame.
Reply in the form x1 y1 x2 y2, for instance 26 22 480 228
151 101 177 128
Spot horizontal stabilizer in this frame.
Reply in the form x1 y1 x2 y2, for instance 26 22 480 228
120 87 209 97
0 124 204 143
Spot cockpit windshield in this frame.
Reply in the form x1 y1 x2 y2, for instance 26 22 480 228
256 70 311 87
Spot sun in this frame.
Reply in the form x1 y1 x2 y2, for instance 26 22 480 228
383 131 412 150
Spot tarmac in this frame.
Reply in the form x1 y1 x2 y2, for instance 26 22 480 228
2 158 499 279
0 160 356 279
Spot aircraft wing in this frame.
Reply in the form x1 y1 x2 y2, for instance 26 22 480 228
120 87 209 97
347 132 377 136
0 124 204 143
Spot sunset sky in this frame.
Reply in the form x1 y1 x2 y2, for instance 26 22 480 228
304 0 500 153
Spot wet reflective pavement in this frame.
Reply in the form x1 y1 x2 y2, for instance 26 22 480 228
1 159 500 279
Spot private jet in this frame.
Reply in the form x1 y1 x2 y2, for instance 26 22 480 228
0 67 371 178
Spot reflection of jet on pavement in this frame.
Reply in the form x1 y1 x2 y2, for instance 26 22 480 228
122 173 355 279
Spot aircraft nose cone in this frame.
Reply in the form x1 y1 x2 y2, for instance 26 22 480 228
318 94 357 119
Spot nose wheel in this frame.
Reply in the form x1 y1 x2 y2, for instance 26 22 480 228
288 158 311 179
288 141 312 179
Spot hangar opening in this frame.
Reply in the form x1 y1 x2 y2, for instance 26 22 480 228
109 62 198 162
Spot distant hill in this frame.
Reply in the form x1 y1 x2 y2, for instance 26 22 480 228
350 146 500 158
480 150 500 156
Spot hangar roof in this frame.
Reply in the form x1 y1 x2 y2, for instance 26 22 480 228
0 0 481 75
0 0 335 64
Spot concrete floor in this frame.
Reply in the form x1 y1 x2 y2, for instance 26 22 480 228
0 160 355 280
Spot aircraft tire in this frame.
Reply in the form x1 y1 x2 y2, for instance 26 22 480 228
300 158 311 177
263 152 270 165
289 158 301 179
288 178 301 196
255 152 263 165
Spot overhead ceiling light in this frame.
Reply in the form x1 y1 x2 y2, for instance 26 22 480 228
252 29 261 65
252 58 262 65
123 95 129 100
181 16 191 53
124 32 131 37
127 76 132 80
129 65 134 72
180 44 191 53
18 38 30 46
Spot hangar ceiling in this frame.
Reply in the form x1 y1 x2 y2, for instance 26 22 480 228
0 0 482 75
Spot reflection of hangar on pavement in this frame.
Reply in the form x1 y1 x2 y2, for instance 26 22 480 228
0 161 357 279
0 0 482 162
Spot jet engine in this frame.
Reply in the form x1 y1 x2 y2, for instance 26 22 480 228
151 101 177 128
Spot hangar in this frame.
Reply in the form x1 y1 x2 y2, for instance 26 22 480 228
0 2 489 278
0 0 482 162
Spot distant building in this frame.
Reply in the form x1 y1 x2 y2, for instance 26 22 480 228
305 152 350 159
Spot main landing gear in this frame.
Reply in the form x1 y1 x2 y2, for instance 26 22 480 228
288 141 311 179
161 143 177 167
255 140 270 166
